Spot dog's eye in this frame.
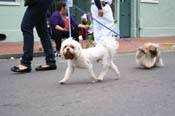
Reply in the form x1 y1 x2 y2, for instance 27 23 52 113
70 45 74 49
64 45 67 49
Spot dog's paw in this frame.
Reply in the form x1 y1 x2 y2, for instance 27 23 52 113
115 73 120 80
158 58 164 67
115 77 119 80
91 80 97 83
97 77 103 82
59 80 66 85
97 79 103 82
114 75 120 80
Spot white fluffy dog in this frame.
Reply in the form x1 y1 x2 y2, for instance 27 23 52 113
59 37 120 84
135 42 164 69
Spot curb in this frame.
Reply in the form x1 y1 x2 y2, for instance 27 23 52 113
0 48 174 59
0 52 44 59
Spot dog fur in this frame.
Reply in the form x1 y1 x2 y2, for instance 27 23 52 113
59 37 120 84
135 42 164 69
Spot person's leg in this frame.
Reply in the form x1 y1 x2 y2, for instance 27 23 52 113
35 14 56 66
100 4 115 37
80 28 88 48
11 0 55 72
20 5 38 68
11 4 40 72
33 0 56 67
51 30 58 52
72 27 79 42
34 0 57 70
52 30 65 52
91 4 102 46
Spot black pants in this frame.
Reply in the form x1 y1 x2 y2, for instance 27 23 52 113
52 27 79 52
21 0 56 67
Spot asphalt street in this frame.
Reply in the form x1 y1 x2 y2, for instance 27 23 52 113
0 51 175 116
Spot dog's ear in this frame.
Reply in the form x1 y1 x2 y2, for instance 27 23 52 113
60 46 64 59
73 42 82 58
138 47 143 51
60 41 66 59
138 47 146 54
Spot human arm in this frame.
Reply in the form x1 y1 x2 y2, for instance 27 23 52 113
55 25 68 32
70 16 89 29
94 0 103 17
78 24 89 29
50 11 68 31
94 0 102 10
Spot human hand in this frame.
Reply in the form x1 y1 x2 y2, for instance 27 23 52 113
62 27 69 32
98 9 103 17
55 25 68 32
78 24 90 29
83 25 90 29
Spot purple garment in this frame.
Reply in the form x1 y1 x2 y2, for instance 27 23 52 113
50 11 79 30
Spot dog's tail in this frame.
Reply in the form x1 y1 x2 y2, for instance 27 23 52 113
101 36 119 57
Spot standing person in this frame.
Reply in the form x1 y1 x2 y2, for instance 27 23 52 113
91 0 115 46
11 0 57 73
50 1 89 54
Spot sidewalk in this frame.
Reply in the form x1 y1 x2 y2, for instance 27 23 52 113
0 36 175 59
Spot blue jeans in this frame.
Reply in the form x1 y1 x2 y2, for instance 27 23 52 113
21 0 56 67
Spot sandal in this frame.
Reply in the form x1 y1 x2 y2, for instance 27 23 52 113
35 64 57 71
11 65 31 73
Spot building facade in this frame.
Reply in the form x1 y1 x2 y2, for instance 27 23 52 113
0 0 25 42
119 0 175 37
0 0 175 42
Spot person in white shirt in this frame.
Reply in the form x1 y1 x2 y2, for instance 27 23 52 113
91 0 115 46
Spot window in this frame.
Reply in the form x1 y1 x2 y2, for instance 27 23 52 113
141 0 159 4
0 0 16 1
0 0 20 5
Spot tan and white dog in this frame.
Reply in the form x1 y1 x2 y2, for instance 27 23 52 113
59 37 120 84
135 43 164 69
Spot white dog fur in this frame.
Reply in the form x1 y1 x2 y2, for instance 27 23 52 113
59 37 120 84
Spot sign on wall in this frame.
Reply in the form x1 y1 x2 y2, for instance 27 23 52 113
141 0 159 3
68 0 73 7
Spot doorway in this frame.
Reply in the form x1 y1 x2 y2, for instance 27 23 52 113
119 0 131 37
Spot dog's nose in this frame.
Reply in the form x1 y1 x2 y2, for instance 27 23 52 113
67 48 70 51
